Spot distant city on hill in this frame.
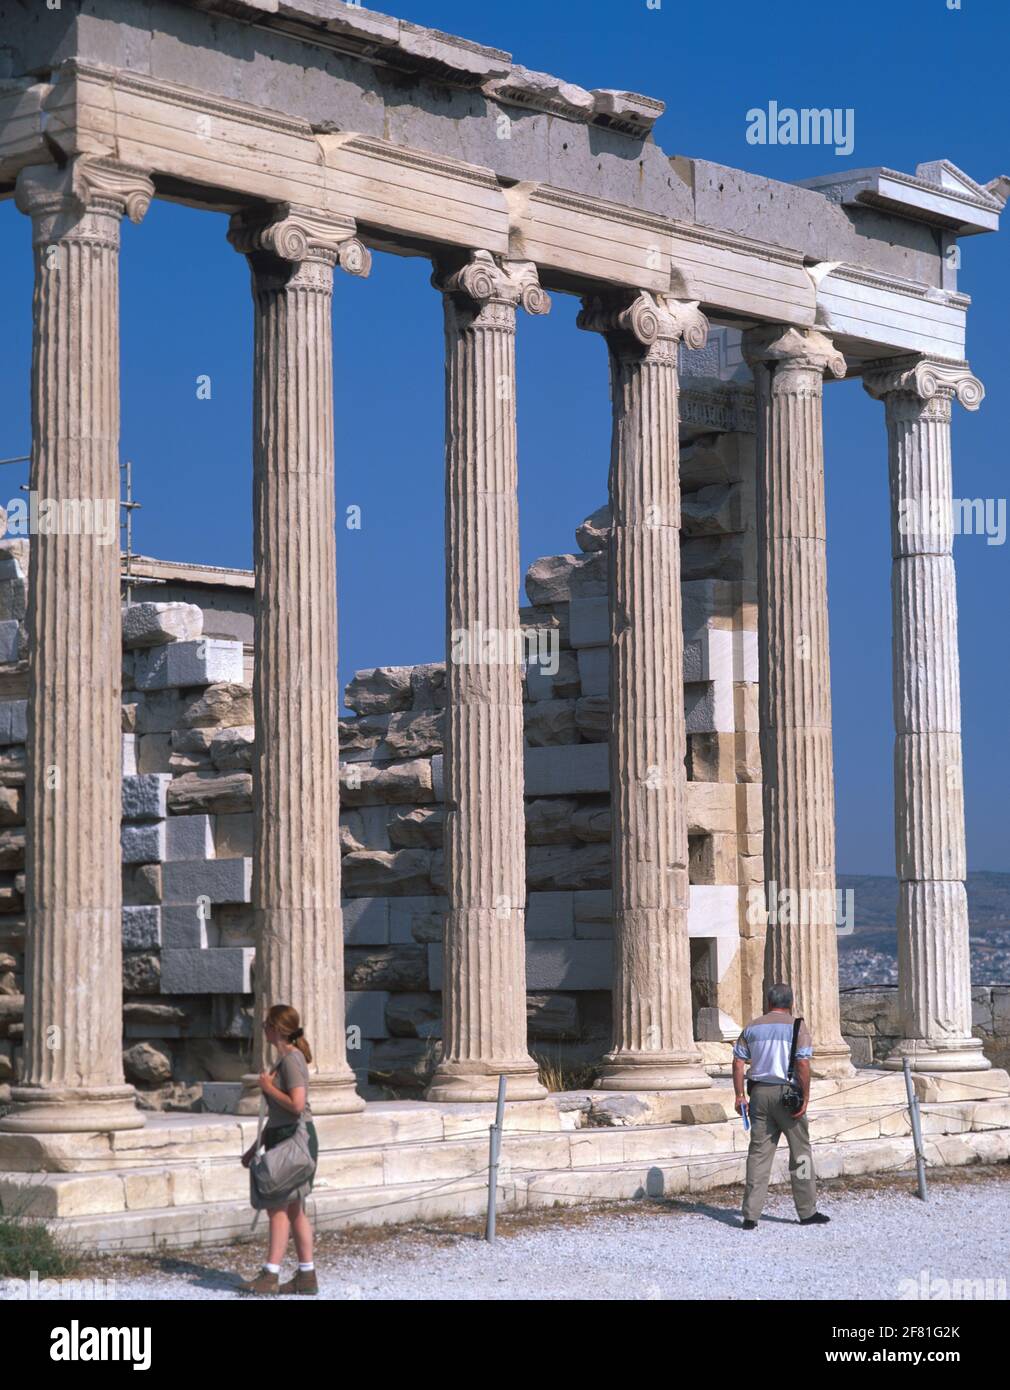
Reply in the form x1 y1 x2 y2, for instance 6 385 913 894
836 871 1010 987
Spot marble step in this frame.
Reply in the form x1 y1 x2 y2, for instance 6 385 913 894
24 1124 1010 1253
5 1097 1007 1220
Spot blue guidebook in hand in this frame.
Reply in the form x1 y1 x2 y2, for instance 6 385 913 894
741 1101 750 1131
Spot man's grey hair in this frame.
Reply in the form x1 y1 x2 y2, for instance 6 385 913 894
767 982 794 1010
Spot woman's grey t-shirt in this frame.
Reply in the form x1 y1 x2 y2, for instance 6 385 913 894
265 1049 312 1129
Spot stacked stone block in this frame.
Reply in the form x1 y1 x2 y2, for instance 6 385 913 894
0 384 764 1103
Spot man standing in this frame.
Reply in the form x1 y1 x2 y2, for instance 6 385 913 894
733 982 830 1230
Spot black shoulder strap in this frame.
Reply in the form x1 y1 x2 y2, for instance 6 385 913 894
787 1017 804 1079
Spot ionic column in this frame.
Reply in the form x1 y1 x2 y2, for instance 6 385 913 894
426 252 549 1103
579 291 712 1091
229 206 371 1114
863 356 990 1073
1 159 153 1134
742 326 853 1078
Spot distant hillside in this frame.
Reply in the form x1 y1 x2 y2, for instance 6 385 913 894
837 871 1010 939
835 872 1010 986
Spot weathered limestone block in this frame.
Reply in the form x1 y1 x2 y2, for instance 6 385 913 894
525 797 580 845
121 822 165 866
569 595 609 648
122 864 161 907
0 747 26 787
213 813 254 859
386 806 444 849
123 1042 172 1085
122 907 162 952
160 905 208 950
339 759 435 807
0 785 23 826
526 892 575 938
136 733 172 773
164 815 215 862
385 993 442 1039
0 829 25 871
162 858 252 906
483 63 595 117
410 663 447 710
134 691 184 735
339 806 392 853
122 602 203 649
575 694 609 742
0 700 27 746
525 743 609 796
178 683 254 730
338 714 388 755
526 650 580 701
392 898 447 944
209 725 255 771
344 666 413 715
525 698 578 746
134 639 244 692
167 772 253 816
342 849 434 898
575 503 611 553
378 711 445 760
216 905 255 948
344 990 390 1040
525 551 607 605
0 566 27 622
572 803 611 842
681 482 741 537
160 948 254 994
123 952 161 995
344 947 428 992
681 534 747 582
369 1038 441 1090
121 703 138 733
527 993 580 1040
121 772 170 822
689 834 739 887
0 620 20 665
577 648 608 696
519 604 570 649
527 843 610 891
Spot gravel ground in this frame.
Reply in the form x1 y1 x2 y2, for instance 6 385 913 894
10 1169 1008 1301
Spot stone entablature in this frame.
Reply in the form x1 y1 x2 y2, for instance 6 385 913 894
1 1 1002 362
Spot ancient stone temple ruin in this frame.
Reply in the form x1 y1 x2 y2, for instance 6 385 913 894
0 0 1008 1248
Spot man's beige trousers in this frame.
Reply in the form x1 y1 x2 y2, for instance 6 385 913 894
742 1082 818 1221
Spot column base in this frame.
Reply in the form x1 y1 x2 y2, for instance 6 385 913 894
425 1060 547 1104
882 1037 992 1074
236 1068 365 1116
0 1085 144 1133
595 1050 713 1092
810 1042 857 1080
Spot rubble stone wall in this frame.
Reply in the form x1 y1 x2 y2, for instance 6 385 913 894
0 414 766 1104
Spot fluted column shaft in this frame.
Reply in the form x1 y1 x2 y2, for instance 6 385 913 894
744 326 852 1077
864 356 989 1072
580 292 711 1091
426 252 549 1103
230 208 371 1114
1 160 153 1133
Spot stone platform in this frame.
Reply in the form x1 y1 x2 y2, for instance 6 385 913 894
1 1070 1008 1253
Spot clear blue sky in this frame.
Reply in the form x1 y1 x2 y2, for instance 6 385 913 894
0 0 1006 874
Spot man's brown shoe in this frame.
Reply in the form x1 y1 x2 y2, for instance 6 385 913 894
280 1268 319 1296
239 1268 279 1295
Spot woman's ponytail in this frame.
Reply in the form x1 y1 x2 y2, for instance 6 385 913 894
266 1004 313 1064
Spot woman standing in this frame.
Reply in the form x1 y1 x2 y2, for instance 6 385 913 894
240 1004 320 1295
